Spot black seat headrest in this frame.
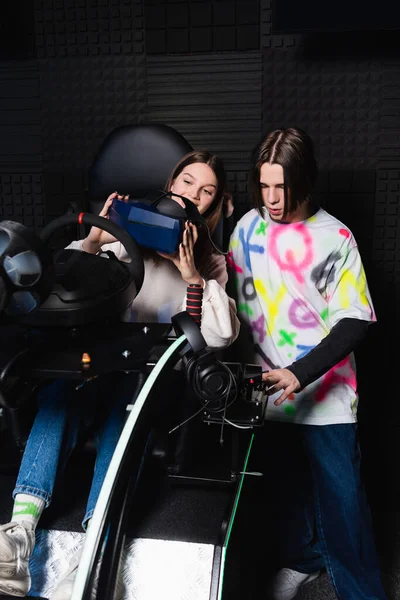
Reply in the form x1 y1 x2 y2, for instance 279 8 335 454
87 124 193 213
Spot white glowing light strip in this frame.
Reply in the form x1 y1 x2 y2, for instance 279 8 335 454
71 334 187 600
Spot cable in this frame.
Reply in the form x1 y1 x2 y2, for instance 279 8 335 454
168 405 205 435
218 383 230 445
223 419 253 430
206 225 228 256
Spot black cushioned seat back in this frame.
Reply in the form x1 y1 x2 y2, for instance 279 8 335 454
87 124 193 215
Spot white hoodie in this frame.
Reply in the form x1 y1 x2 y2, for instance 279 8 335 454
67 239 240 350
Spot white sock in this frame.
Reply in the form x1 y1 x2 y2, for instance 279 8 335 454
12 494 45 529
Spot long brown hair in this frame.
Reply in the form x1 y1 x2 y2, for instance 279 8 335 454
144 150 227 277
250 127 318 218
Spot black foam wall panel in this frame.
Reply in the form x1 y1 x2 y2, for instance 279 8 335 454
0 0 399 509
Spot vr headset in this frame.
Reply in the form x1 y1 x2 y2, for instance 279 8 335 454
109 191 225 255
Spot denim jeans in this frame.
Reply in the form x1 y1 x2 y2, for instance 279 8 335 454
13 373 138 529
262 422 387 600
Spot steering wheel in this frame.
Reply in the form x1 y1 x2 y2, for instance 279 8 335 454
24 212 145 328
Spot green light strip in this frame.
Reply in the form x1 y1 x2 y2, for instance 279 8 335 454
218 433 254 600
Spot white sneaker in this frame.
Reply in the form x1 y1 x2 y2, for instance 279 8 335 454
267 568 321 600
0 521 35 597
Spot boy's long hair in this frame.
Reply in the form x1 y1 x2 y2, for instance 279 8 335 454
250 127 318 218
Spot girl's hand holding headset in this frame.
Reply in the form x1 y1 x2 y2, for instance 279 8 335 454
82 194 204 288
82 192 129 254
158 221 204 287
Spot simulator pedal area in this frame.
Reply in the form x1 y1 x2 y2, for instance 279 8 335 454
0 215 266 600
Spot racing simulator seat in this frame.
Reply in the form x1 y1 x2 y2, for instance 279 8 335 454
0 124 265 600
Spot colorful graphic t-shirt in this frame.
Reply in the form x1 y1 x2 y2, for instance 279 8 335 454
228 208 376 425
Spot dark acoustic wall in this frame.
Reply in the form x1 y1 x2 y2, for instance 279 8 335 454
0 0 399 507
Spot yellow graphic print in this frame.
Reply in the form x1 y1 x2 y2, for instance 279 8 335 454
338 266 369 308
254 279 286 334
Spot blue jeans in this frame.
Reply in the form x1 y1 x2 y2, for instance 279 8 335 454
262 422 387 600
13 373 137 529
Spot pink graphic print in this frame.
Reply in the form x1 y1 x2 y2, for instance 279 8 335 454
268 223 314 284
227 251 243 274
315 356 357 403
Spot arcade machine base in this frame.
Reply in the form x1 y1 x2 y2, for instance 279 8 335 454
0 429 254 600
0 323 262 600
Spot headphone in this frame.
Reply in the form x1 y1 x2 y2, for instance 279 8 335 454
171 311 237 412
184 352 237 413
